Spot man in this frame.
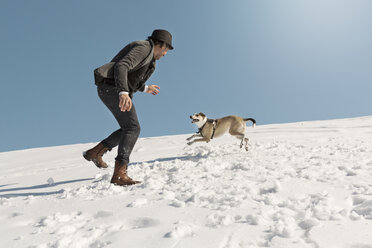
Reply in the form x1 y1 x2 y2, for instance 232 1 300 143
84 29 173 186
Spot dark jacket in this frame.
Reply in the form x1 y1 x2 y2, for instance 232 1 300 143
94 40 156 95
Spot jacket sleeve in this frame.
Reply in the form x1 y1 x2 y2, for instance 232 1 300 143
113 44 150 93
138 61 156 92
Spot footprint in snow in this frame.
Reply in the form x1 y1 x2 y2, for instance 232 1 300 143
94 211 113 219
131 217 160 229
164 222 194 238
127 198 148 207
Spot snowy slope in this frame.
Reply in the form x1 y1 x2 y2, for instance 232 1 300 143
1 116 372 248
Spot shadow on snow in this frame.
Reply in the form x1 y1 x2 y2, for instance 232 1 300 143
0 178 94 198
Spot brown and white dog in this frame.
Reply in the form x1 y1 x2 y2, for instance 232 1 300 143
187 113 256 151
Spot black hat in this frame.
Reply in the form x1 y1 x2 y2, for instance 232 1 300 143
148 29 174 50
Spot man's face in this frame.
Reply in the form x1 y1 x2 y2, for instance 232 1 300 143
153 44 170 60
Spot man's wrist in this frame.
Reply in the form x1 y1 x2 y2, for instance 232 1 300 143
119 91 129 96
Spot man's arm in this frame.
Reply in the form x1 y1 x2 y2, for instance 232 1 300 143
113 44 150 93
118 85 159 112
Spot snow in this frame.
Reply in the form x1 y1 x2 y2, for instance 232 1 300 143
1 116 372 248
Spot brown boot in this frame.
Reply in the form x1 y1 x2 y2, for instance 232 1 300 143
83 142 110 169
110 161 141 186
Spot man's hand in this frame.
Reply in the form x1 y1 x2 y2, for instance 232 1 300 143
119 94 132 112
147 85 160 95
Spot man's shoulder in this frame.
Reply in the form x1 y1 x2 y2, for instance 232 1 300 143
128 40 152 49
112 40 152 62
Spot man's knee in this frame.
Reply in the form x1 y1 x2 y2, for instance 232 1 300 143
132 123 141 135
124 122 140 136
116 113 141 135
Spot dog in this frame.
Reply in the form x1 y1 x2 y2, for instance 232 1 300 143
187 113 256 151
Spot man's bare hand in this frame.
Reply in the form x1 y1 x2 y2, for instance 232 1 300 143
119 94 132 112
147 85 160 95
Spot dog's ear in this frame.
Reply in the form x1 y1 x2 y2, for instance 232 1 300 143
199 112 206 117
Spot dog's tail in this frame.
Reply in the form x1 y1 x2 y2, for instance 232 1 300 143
244 118 256 128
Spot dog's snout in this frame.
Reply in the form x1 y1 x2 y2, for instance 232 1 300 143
190 115 192 119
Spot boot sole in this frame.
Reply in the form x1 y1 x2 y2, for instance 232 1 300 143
82 152 108 169
82 151 90 161
111 181 141 186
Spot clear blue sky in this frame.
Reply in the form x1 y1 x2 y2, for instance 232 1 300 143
1 0 371 152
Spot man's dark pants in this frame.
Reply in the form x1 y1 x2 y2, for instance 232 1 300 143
97 84 140 164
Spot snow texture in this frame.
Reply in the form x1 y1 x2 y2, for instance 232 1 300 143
1 116 372 247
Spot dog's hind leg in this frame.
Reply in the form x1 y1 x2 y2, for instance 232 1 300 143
230 131 250 151
243 137 249 151
237 136 243 148
239 137 249 151
230 131 245 149
239 137 245 149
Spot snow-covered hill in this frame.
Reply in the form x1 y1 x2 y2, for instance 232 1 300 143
1 117 372 248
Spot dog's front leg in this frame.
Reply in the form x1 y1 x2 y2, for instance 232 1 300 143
186 133 201 141
187 137 211 146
